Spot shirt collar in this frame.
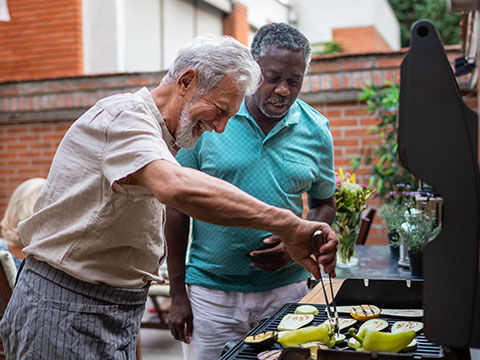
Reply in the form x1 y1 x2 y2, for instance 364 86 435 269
136 87 179 154
236 99 300 128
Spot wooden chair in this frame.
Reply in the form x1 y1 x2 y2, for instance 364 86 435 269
356 206 377 245
0 251 18 360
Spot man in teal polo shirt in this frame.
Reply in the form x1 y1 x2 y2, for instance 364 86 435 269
166 23 337 360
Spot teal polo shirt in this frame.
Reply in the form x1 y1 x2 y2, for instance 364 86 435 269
176 99 335 292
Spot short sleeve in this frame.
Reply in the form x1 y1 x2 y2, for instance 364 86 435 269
103 105 178 185
176 143 200 170
307 119 336 200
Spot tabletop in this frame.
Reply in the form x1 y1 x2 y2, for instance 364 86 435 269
301 245 417 304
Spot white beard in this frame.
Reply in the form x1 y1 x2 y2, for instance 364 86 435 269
175 101 201 149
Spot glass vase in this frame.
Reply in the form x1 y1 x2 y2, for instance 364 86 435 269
333 214 360 268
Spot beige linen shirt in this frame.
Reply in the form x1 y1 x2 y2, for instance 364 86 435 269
20 87 179 288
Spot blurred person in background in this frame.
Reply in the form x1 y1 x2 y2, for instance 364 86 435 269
0 178 46 269
166 23 337 360
0 34 337 359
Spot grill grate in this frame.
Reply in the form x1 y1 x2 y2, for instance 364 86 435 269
221 303 444 360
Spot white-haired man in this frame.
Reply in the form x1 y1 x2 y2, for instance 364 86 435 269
0 34 338 359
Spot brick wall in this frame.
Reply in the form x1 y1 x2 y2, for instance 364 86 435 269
333 26 392 53
223 2 249 46
0 0 83 82
0 48 476 245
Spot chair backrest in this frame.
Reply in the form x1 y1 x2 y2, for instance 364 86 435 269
0 251 17 316
356 206 377 245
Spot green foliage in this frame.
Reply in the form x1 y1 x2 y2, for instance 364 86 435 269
378 184 417 233
311 41 343 55
388 0 461 47
397 210 441 252
352 82 417 200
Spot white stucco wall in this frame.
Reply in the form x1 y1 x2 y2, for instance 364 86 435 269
162 0 223 69
124 0 161 72
82 0 120 74
83 0 224 74
292 0 400 50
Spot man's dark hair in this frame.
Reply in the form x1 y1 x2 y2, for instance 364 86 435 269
250 23 311 72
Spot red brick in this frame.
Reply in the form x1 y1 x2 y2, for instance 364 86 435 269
341 59 376 71
333 138 360 147
332 74 340 90
376 57 403 68
344 108 367 116
330 118 358 127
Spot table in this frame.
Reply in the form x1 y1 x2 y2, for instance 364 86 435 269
301 245 416 304
335 245 412 280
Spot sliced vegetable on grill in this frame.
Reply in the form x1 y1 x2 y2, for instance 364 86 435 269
257 349 282 360
350 304 381 321
400 338 418 352
277 322 335 348
244 331 278 350
300 341 329 350
277 313 314 331
322 317 357 331
358 318 389 333
347 336 362 350
391 321 424 334
334 333 346 344
294 304 319 315
348 327 416 353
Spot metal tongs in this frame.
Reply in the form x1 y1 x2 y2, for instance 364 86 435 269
311 229 339 338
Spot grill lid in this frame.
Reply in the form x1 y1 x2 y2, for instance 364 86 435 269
398 20 480 348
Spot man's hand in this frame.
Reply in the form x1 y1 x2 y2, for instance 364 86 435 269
168 293 193 343
249 236 291 271
281 220 338 280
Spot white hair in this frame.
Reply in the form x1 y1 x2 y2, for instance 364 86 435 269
1 178 46 246
161 34 261 96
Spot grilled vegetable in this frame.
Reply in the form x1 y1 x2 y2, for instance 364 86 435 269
334 333 346 344
278 322 335 348
294 305 319 315
244 331 278 350
301 341 329 350
347 336 362 350
358 318 388 333
348 327 416 353
322 317 357 331
401 338 418 352
277 313 314 331
257 349 281 360
391 321 423 334
350 304 381 321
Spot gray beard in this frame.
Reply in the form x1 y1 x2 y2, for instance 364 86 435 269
175 102 200 149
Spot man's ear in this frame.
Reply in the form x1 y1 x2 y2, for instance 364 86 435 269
177 69 198 96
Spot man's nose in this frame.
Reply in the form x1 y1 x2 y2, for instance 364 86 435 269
213 116 229 133
275 81 290 97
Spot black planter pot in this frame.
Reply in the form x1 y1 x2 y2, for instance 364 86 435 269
388 232 400 261
408 249 423 278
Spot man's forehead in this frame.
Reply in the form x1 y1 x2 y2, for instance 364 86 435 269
258 48 306 75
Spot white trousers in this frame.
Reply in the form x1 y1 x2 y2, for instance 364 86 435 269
182 280 309 360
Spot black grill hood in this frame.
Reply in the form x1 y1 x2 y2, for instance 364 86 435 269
398 20 480 348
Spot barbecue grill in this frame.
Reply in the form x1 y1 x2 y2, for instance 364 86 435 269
221 20 480 360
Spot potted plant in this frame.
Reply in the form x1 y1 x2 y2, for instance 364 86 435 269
397 209 441 277
378 184 417 260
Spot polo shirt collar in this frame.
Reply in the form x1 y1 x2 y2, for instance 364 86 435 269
236 99 300 129
136 87 179 153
